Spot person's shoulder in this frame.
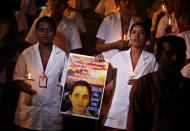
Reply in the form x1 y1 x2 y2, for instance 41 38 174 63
60 16 77 30
61 16 74 25
142 50 156 60
110 50 130 64
103 11 120 22
111 49 128 59
20 44 38 56
159 14 168 22
54 45 67 55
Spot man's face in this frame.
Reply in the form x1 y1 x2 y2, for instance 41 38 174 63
119 0 132 15
159 42 186 73
69 85 90 114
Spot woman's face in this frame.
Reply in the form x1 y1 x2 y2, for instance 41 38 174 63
130 25 147 49
69 85 90 114
36 21 55 46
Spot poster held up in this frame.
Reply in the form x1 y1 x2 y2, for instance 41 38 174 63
60 53 109 119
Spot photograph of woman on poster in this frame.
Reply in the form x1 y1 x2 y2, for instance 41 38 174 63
64 81 93 116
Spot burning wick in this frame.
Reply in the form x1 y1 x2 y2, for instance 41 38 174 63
27 73 31 80
162 4 165 11
27 73 32 85
124 35 126 40
168 18 172 25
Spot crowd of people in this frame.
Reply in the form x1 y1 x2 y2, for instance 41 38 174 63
0 0 190 131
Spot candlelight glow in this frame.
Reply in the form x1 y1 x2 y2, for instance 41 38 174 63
124 35 126 40
162 4 165 11
168 18 172 25
128 72 136 78
28 73 31 79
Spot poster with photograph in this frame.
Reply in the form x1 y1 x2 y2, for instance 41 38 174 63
60 53 109 119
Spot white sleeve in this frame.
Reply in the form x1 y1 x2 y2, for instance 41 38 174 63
109 53 119 69
94 0 105 16
155 17 167 38
25 18 39 44
69 23 82 50
13 54 26 81
96 17 108 40
72 12 86 33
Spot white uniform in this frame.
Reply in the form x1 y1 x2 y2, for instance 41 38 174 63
96 12 139 59
146 0 162 19
63 8 86 33
25 15 82 54
14 43 68 130
14 0 37 32
155 13 179 38
94 0 119 17
177 31 190 79
38 7 86 33
150 6 167 32
104 49 158 129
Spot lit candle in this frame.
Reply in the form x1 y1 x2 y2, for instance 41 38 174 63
28 73 31 80
128 72 136 79
25 73 33 106
124 34 127 40
27 73 31 84
161 4 165 11
168 18 172 25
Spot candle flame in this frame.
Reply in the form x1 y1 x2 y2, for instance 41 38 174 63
28 73 31 79
168 18 172 25
162 5 165 11
124 34 127 40
128 72 136 77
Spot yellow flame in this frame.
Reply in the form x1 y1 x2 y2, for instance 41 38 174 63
28 73 31 79
162 5 165 11
168 18 172 25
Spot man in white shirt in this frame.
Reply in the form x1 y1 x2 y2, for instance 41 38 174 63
95 0 140 60
25 0 82 55
94 0 120 20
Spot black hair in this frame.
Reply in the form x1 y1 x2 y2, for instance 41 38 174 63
130 21 150 40
35 16 56 33
70 81 92 98
156 35 186 61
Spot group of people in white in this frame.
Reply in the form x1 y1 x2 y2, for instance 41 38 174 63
1 0 189 131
